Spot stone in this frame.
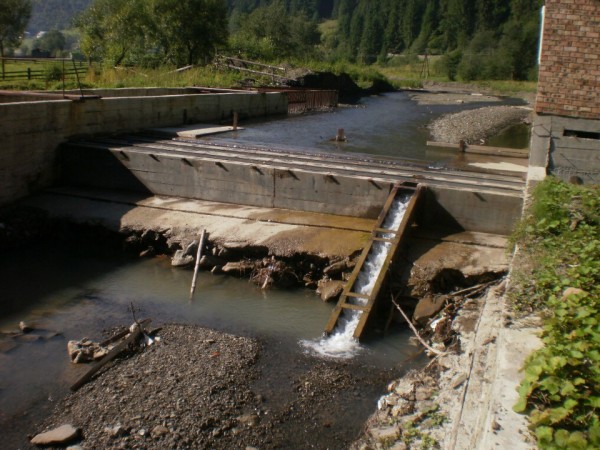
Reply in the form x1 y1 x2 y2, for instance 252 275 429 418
67 446 85 450
152 425 169 437
171 250 194 267
19 321 33 333
317 280 345 302
323 260 347 277
370 425 400 444
451 373 468 389
415 387 435 401
211 265 223 275
31 424 80 446
222 261 255 276
390 443 408 450
237 414 259 427
561 287 585 300
183 240 198 257
413 295 446 324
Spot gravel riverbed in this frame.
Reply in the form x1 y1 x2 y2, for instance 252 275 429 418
428 105 532 145
31 324 396 449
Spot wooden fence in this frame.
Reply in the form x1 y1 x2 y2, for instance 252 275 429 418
0 57 88 82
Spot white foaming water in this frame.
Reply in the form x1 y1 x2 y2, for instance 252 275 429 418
301 196 410 359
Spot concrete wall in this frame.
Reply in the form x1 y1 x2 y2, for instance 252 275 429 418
60 144 523 234
530 114 600 184
0 92 287 205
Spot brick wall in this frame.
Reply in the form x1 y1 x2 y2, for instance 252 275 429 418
536 0 600 119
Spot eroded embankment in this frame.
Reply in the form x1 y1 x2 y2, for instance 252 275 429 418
1 203 515 449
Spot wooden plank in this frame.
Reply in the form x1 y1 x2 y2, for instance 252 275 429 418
344 292 370 299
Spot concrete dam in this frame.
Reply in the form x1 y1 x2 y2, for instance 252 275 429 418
2 88 525 340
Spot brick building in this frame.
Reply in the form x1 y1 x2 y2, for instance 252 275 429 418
531 0 600 183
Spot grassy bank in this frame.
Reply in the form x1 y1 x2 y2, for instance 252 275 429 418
509 177 599 449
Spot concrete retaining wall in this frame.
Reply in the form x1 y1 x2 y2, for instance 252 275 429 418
59 144 523 234
0 92 287 205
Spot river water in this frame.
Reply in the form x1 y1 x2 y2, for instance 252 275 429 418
0 91 526 446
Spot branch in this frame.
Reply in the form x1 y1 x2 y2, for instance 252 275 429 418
392 296 445 356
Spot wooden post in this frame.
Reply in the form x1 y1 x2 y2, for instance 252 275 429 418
335 128 346 142
189 230 207 300
233 112 238 131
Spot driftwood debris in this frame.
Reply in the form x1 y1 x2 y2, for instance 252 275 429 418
71 319 152 392
392 297 445 356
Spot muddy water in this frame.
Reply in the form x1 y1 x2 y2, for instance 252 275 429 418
0 243 422 447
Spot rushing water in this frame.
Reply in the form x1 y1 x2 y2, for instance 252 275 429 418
302 196 410 359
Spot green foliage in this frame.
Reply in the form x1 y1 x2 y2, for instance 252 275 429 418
34 29 66 56
228 1 320 60
0 0 32 56
511 177 600 449
76 0 228 67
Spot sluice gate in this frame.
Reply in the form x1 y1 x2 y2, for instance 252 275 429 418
324 184 424 340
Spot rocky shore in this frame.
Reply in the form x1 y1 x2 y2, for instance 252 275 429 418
427 105 532 145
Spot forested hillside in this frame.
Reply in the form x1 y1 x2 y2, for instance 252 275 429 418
227 0 542 80
28 0 92 32
24 0 541 81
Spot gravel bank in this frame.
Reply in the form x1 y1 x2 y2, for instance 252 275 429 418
428 105 532 145
32 324 394 449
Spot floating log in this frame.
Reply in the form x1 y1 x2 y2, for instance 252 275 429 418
71 320 151 392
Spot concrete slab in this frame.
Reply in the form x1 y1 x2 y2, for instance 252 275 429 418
22 187 374 258
151 124 244 138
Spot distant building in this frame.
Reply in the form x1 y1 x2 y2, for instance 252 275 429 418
531 0 600 184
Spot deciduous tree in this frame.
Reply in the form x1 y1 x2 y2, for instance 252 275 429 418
0 0 32 76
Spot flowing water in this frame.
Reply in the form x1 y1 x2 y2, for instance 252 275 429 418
302 196 410 359
213 91 528 163
0 91 527 445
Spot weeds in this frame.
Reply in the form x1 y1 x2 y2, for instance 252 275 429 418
510 177 599 449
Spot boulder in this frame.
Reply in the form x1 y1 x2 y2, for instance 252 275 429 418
31 424 80 446
413 295 446 324
222 261 255 276
317 280 345 302
171 250 194 267
323 260 347 277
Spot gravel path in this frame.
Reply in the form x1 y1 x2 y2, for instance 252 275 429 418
428 105 532 145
